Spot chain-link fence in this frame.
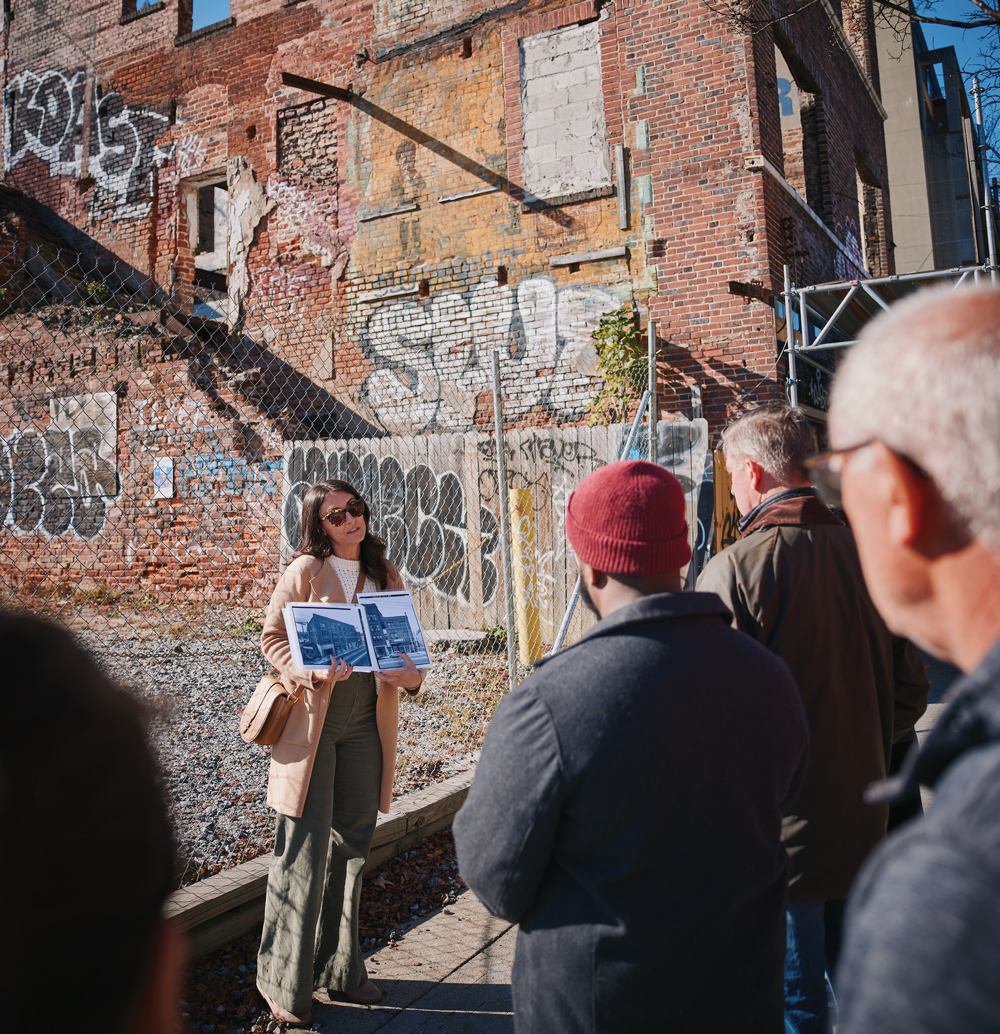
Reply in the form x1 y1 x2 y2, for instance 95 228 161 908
0 182 715 886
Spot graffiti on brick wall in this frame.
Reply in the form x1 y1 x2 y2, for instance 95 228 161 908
4 67 86 179
283 443 499 603
5 69 175 220
0 392 117 539
176 453 282 497
361 274 621 431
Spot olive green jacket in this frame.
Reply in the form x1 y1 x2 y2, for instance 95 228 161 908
697 492 928 901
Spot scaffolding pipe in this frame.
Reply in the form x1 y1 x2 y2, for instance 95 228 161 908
491 350 519 694
648 320 657 464
784 265 799 407
796 263 989 294
548 389 652 657
972 77 998 282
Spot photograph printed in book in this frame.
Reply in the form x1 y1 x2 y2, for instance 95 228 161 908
357 590 432 671
282 591 431 672
283 602 375 670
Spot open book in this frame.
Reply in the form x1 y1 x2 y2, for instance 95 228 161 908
282 590 432 673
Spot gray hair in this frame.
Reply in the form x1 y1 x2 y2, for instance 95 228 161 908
828 284 1000 555
720 403 818 483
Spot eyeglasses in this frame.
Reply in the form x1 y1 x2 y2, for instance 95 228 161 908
321 498 365 527
805 441 928 508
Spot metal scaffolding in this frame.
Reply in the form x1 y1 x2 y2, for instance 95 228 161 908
781 261 997 413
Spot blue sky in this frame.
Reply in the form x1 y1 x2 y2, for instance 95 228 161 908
192 0 231 31
914 0 997 129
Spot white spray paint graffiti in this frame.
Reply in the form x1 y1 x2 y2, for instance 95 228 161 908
4 68 86 178
1 392 118 540
4 68 176 220
266 176 343 269
360 275 621 432
176 134 208 176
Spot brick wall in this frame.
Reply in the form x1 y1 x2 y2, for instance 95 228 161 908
0 0 894 590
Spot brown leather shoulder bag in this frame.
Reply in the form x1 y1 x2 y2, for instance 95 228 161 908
239 673 302 746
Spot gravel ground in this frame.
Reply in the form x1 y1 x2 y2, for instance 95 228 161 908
73 613 509 886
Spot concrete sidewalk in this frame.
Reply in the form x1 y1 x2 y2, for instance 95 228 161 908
309 890 515 1033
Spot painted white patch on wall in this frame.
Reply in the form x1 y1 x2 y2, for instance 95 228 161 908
519 21 612 200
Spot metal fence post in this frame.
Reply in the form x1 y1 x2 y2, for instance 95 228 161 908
783 264 799 407
972 77 998 283
548 389 652 657
647 319 657 464
491 349 519 693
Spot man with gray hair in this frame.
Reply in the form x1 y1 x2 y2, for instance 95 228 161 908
697 403 928 1034
821 285 1000 1033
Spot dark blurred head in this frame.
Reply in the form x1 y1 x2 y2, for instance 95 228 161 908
0 613 175 1034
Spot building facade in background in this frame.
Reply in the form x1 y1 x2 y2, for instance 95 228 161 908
877 11 994 273
0 0 893 608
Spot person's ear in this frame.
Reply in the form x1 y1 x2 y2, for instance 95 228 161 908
746 458 767 493
880 446 927 549
127 918 186 1034
576 560 608 590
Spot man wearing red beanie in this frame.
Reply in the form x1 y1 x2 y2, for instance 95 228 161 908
454 460 810 1033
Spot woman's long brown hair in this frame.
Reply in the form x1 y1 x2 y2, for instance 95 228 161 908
295 479 389 590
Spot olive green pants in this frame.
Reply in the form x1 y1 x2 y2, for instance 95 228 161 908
257 672 381 1014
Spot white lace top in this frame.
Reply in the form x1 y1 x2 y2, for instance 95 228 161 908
328 554 376 601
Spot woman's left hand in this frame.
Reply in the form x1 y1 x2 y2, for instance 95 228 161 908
376 652 425 692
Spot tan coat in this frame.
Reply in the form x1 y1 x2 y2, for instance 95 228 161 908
260 554 406 818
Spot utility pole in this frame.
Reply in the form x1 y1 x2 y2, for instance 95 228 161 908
972 76 998 282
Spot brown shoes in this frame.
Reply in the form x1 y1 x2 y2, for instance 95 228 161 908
257 983 312 1027
344 980 382 1004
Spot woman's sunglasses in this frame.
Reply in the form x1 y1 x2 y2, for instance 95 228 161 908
321 498 365 527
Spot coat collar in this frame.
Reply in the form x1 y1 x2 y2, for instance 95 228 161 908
535 592 734 669
867 636 1000 805
738 488 842 538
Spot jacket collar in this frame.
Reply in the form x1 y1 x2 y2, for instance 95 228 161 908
867 636 1000 805
738 487 842 538
535 592 734 669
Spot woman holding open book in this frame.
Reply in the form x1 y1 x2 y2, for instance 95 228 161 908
255 479 425 1027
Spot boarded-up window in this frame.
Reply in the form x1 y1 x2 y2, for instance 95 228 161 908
775 44 831 227
519 21 612 202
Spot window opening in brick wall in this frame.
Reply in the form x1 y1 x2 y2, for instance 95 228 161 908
194 0 229 31
179 0 229 34
774 44 831 228
123 0 158 14
518 21 612 202
856 163 884 277
462 37 473 59
496 265 508 286
190 180 228 299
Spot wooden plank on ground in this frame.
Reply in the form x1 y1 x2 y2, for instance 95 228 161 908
166 770 476 953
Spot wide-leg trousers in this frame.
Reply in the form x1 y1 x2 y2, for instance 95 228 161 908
256 672 381 1015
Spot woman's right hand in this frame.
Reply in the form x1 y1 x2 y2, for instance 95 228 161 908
292 655 354 683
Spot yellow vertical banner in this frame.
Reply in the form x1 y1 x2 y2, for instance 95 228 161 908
509 487 544 664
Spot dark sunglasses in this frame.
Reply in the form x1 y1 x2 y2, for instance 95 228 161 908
805 441 928 508
321 497 365 527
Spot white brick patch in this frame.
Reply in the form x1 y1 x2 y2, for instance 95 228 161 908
519 21 612 200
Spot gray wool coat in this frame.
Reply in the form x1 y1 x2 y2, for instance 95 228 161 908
453 592 810 1034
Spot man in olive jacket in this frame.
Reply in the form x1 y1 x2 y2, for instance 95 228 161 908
454 461 810 1033
697 404 928 1034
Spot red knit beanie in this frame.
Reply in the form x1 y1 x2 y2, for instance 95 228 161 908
565 460 691 574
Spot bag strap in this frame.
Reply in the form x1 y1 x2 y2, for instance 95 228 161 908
353 569 366 602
